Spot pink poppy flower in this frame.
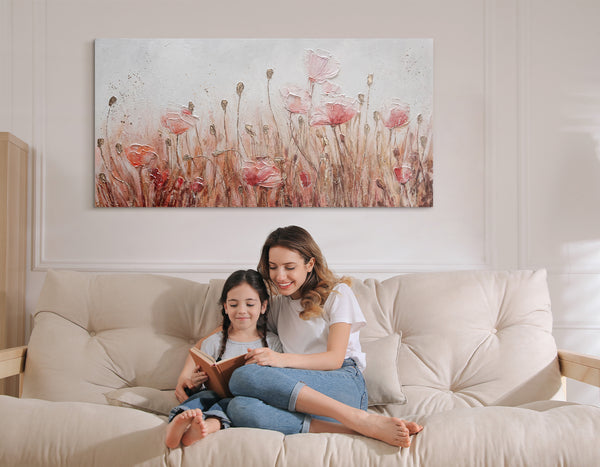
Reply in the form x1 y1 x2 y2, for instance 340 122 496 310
124 144 158 168
309 95 359 126
161 107 198 135
300 171 311 188
394 165 414 184
321 80 342 95
305 49 340 84
243 160 283 188
381 101 410 129
280 86 312 114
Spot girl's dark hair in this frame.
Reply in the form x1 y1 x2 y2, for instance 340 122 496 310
257 225 350 320
216 269 270 360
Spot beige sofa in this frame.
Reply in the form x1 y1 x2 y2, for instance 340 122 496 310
1 269 599 466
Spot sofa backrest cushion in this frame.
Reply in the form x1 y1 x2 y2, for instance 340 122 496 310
352 269 561 415
23 270 223 404
23 269 561 415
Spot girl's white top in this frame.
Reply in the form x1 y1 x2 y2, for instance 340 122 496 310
200 330 283 361
267 283 367 371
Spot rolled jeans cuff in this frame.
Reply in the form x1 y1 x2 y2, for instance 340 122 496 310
289 381 311 433
288 381 305 412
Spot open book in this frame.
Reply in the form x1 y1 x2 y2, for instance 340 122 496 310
189 347 247 398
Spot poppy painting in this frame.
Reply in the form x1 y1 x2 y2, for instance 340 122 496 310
94 39 433 207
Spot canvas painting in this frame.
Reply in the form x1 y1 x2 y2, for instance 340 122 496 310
94 39 433 207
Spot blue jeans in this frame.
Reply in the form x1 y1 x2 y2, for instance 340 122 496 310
168 389 232 429
226 358 368 434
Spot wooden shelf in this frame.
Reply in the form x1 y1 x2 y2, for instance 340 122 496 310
0 132 28 397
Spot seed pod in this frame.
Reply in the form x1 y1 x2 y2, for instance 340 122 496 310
236 82 245 96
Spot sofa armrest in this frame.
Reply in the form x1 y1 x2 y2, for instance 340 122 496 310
0 346 27 397
558 349 600 388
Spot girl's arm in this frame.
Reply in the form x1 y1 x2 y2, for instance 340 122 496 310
245 322 351 370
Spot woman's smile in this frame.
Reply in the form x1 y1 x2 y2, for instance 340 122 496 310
268 246 314 299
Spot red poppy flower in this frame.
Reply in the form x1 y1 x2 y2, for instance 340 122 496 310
149 167 169 189
394 165 414 184
161 107 198 135
243 160 282 188
191 177 205 193
381 101 410 129
300 171 311 188
125 144 158 168
309 96 358 126
305 49 340 84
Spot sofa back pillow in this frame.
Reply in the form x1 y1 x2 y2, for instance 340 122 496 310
352 269 562 416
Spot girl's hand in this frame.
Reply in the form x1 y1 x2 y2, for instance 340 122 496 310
175 368 208 402
190 369 208 387
245 347 285 367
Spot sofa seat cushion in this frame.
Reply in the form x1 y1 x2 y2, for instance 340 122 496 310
2 395 599 467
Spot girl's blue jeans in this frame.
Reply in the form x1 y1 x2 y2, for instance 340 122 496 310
226 358 368 434
168 389 232 429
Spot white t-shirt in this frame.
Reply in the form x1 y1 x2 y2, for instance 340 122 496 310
267 283 367 371
200 330 282 361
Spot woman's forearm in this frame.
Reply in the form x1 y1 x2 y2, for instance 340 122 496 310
281 350 345 370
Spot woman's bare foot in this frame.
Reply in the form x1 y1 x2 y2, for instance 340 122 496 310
404 421 424 436
352 412 422 447
181 416 221 446
165 409 203 449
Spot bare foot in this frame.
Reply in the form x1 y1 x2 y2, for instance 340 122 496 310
181 416 221 446
405 421 424 436
352 412 421 447
165 409 203 449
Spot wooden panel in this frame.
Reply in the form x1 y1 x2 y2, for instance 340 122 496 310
0 132 28 396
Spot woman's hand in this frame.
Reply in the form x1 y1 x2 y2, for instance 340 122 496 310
245 348 286 367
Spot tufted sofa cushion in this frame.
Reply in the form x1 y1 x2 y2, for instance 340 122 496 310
23 269 561 417
352 269 561 416
23 270 224 403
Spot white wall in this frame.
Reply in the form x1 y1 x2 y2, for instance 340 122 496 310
2 0 599 406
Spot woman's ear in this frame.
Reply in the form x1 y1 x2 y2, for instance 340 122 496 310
307 257 316 272
261 301 267 314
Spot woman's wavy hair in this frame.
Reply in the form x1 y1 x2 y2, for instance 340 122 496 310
257 225 350 320
216 269 270 360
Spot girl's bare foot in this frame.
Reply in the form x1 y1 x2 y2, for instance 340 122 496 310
165 409 203 449
352 412 422 447
181 416 221 446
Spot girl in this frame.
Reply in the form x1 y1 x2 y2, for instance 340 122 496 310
226 226 422 447
166 269 282 449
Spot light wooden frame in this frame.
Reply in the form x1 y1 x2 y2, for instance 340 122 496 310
0 132 28 397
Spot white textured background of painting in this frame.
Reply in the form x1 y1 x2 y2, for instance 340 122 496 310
94 38 432 129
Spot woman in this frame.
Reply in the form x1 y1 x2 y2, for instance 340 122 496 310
226 226 422 447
